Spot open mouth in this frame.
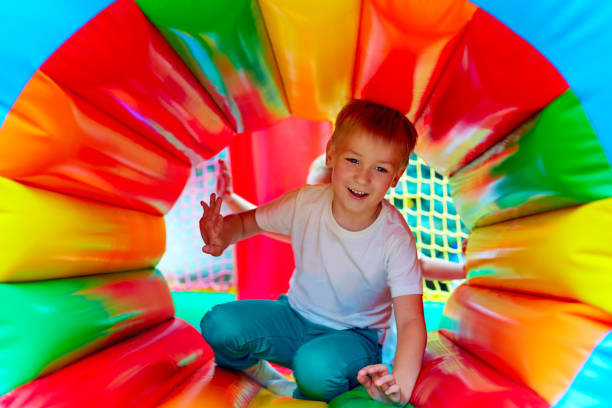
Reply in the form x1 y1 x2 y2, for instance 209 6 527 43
348 187 368 199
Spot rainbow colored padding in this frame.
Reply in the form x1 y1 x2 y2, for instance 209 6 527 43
1 0 611 406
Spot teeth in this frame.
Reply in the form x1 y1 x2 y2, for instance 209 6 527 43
349 187 367 196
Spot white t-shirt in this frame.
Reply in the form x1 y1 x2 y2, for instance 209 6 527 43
255 184 422 333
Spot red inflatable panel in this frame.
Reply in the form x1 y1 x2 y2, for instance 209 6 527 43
354 0 476 119
414 9 568 175
0 319 212 408
412 331 549 408
40 0 235 165
229 116 331 300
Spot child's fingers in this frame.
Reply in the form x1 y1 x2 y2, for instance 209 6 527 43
358 365 379 379
357 370 373 386
200 201 210 219
362 364 389 376
202 244 221 256
385 384 401 396
214 195 223 214
374 374 395 389
209 193 216 210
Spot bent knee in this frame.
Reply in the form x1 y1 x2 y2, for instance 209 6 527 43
293 350 349 401
200 304 240 349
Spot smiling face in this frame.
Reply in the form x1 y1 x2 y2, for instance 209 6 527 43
326 130 407 231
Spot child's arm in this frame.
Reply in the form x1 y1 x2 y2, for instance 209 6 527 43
390 294 426 401
216 159 257 213
419 256 466 281
357 294 426 405
216 159 291 244
199 193 262 256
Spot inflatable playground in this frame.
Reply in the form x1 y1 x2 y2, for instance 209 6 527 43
1 0 611 406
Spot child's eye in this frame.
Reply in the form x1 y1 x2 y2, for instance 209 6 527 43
345 158 358 164
375 166 388 173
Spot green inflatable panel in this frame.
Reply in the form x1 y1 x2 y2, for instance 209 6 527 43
450 89 612 228
329 385 414 408
136 0 288 132
0 269 173 394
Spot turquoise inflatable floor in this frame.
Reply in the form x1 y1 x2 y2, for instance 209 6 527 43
172 291 446 333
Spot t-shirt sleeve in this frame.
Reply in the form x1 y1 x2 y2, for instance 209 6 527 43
254 188 299 236
387 234 423 297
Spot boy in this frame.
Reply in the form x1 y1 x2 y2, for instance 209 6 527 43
199 100 425 405
216 157 466 281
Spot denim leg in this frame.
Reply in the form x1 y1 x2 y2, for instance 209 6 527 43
292 328 381 402
200 296 306 370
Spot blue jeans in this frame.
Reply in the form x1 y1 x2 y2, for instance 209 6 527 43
200 295 381 402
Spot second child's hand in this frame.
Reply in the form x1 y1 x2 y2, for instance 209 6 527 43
200 193 226 256
216 159 232 199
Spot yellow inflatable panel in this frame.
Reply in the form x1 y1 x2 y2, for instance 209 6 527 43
0 178 164 282
466 198 612 314
259 0 360 120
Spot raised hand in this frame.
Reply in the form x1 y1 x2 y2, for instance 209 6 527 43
357 364 406 406
199 193 227 256
216 159 232 199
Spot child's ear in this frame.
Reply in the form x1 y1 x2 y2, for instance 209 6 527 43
325 139 334 167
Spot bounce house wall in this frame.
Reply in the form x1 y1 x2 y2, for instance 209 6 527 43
0 319 211 408
0 178 165 282
412 8 568 176
450 90 612 229
136 0 290 133
439 284 612 403
2 0 612 406
258 0 360 121
0 269 174 394
353 0 477 120
229 116 331 300
39 0 236 166
0 71 191 216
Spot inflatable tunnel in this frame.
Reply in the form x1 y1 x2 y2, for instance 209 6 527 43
1 0 611 406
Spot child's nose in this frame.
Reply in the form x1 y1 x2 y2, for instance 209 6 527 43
355 167 370 184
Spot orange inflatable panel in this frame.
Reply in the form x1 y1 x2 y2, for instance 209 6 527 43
413 331 548 408
440 285 612 403
0 71 190 216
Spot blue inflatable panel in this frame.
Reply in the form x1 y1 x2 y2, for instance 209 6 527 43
0 0 113 127
473 0 612 166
